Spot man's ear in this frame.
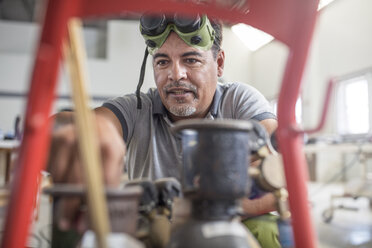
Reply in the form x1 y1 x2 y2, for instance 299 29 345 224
217 49 225 77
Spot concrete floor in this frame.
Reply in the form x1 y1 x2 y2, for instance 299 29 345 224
309 182 372 248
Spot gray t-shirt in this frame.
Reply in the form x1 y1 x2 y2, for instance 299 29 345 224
103 82 276 181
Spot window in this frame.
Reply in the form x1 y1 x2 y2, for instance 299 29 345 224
336 74 371 135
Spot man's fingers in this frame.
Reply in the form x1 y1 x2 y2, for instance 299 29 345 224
67 151 84 184
48 124 77 183
49 115 125 186
101 142 125 187
48 113 126 233
56 197 83 231
97 114 126 187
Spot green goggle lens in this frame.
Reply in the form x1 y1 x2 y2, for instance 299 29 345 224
140 15 216 55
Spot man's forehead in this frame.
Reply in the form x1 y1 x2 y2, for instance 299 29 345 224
153 51 203 59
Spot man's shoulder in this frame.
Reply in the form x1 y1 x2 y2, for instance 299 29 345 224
103 88 159 113
218 82 259 97
120 88 159 103
144 87 160 98
216 82 274 119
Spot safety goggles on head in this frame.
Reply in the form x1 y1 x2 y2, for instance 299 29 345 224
135 14 216 110
140 14 216 55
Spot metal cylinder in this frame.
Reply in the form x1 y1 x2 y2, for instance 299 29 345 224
172 119 254 201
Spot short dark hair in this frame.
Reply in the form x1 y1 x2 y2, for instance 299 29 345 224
210 18 223 59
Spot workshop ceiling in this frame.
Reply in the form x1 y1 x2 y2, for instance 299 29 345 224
0 0 41 22
0 0 112 28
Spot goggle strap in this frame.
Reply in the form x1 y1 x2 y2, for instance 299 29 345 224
136 47 149 109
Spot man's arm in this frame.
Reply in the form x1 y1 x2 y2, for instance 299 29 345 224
242 193 277 217
47 107 126 230
48 107 126 187
259 118 277 137
241 118 278 217
94 107 123 138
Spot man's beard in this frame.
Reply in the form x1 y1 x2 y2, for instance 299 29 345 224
169 104 196 117
163 80 198 117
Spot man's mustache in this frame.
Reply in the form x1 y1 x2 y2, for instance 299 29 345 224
163 81 197 94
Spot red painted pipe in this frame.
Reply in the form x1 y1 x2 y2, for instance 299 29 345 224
277 2 319 248
1 1 80 247
295 79 335 135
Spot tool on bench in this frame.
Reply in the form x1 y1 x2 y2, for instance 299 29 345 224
125 178 182 248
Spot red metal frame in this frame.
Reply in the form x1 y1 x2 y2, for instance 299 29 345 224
1 0 320 247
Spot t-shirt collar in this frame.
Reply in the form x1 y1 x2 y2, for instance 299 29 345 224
153 90 167 115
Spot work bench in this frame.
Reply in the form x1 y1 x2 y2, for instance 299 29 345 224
0 140 19 186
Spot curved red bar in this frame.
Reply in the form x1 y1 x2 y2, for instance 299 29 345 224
1 1 81 247
1 0 320 247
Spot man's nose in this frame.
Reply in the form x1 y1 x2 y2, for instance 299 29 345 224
168 61 187 81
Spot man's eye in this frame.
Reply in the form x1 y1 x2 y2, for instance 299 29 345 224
185 58 198 64
156 60 168 66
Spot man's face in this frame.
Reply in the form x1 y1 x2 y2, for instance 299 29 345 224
152 32 225 121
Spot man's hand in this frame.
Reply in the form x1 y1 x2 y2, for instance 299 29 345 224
242 161 277 218
241 193 277 218
47 108 126 230
48 111 125 186
242 118 278 218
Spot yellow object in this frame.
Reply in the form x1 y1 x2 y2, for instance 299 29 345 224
64 18 110 248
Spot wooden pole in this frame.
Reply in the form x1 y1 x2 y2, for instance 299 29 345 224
64 18 110 248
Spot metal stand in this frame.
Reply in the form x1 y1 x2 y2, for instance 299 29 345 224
1 1 320 247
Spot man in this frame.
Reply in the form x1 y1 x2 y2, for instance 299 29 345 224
49 14 280 247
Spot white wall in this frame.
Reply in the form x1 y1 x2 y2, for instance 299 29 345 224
251 0 372 132
0 19 252 134
0 20 151 133
306 0 372 132
2 0 371 138
247 0 372 182
251 41 288 100
222 26 253 84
